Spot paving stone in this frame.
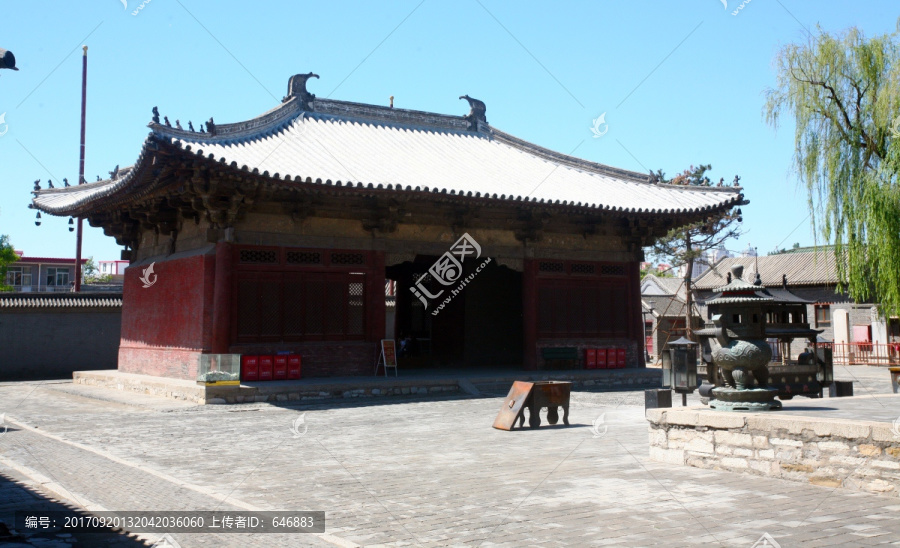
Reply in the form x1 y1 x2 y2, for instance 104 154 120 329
0 366 897 546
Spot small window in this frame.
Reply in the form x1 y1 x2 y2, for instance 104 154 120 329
815 305 831 327
6 266 32 287
46 267 69 287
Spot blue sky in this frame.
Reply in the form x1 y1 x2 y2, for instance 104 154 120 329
1 1 896 262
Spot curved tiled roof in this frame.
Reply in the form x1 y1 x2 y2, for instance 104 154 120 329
0 293 123 308
32 90 744 217
693 251 839 289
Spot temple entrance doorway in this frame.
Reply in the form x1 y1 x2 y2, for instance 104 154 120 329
388 258 523 370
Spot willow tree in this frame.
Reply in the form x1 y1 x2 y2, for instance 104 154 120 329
765 22 900 316
650 164 744 339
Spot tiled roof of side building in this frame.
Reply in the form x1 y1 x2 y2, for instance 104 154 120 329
14 257 87 264
642 273 686 296
0 293 123 308
642 295 700 318
692 251 839 290
32 76 744 217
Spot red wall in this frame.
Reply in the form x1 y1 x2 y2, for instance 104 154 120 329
118 251 215 379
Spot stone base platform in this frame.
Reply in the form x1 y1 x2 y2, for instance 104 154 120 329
647 394 900 497
73 367 661 405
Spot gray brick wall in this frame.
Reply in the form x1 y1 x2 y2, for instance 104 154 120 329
0 307 121 380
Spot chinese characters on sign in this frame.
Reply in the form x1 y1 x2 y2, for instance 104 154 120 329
409 234 492 316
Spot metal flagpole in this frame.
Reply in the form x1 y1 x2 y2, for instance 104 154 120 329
74 46 87 292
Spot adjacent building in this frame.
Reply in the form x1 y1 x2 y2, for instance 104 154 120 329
692 249 899 362
30 73 745 380
640 273 703 361
5 252 86 292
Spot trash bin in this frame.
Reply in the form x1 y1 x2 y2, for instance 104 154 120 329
829 381 853 398
645 388 672 409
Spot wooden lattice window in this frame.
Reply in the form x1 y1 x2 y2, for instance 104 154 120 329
570 263 596 275
286 251 322 265
331 252 367 265
239 249 278 264
600 264 626 276
537 278 628 338
539 261 565 273
236 272 366 342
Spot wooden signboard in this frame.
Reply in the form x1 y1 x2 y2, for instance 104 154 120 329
375 339 398 376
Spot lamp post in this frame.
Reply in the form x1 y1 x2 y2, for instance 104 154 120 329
74 46 87 292
669 336 698 406
642 300 655 363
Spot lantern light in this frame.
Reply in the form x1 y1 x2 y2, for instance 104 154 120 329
35 211 41 226
68 217 75 232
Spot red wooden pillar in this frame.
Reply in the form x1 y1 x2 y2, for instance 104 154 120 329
628 260 645 368
211 241 234 354
367 251 386 342
522 258 538 370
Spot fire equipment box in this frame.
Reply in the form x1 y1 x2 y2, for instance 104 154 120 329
596 348 608 369
616 347 626 368
288 355 302 379
240 355 259 382
273 355 288 380
258 355 274 381
585 348 597 369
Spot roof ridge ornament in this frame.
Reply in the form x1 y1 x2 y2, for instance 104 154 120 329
284 72 319 109
459 95 486 130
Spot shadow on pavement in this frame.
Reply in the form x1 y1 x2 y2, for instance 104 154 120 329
0 471 148 547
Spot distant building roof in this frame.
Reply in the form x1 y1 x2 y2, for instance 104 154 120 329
642 295 699 318
692 250 839 289
641 273 685 296
12 257 87 265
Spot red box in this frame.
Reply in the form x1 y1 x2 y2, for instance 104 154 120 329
258 355 274 381
616 347 626 368
273 355 288 380
585 348 597 369
241 355 259 382
596 348 608 369
287 355 302 379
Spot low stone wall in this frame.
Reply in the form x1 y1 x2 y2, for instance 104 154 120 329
647 405 900 497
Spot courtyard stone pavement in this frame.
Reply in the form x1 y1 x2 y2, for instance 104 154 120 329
0 365 898 547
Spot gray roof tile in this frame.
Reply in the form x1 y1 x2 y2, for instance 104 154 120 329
32 95 743 216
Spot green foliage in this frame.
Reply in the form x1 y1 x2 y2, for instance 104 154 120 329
0 235 20 292
649 164 744 337
82 256 113 284
650 164 744 270
766 22 900 315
